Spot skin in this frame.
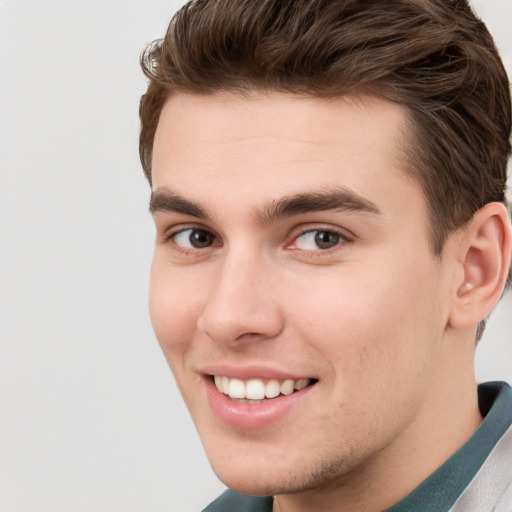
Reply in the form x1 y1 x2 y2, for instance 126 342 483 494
149 92 486 512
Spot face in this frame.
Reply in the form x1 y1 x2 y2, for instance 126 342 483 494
149 92 456 496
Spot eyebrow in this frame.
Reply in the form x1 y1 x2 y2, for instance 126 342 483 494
149 186 380 222
257 188 381 223
150 188 210 218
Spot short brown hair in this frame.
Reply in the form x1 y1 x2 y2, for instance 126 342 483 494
140 0 511 256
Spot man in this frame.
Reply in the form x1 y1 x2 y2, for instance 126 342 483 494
139 0 512 510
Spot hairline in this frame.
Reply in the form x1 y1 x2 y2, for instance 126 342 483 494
149 87 448 255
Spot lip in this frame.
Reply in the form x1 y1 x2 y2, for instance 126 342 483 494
201 363 310 381
203 372 316 430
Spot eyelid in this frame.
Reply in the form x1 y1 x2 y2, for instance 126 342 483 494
161 222 214 240
287 224 353 252
162 224 221 252
158 221 353 257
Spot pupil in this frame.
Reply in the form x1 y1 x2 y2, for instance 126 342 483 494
315 231 339 249
190 230 213 248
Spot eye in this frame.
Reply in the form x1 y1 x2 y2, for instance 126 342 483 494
293 229 346 250
172 228 216 249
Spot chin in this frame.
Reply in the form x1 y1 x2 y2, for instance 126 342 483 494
209 455 330 498
209 458 293 496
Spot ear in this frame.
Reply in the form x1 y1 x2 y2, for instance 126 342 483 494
448 202 512 331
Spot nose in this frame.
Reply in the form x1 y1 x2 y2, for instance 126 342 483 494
197 253 284 345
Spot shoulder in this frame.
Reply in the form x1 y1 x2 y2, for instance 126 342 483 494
202 490 272 512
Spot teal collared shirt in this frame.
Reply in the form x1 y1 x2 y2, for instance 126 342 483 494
203 381 512 512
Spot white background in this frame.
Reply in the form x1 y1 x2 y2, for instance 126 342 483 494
0 1 510 511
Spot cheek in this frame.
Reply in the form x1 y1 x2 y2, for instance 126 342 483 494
148 261 204 366
289 261 442 383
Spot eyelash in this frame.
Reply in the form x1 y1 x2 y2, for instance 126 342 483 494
163 226 219 256
290 226 351 253
163 225 352 256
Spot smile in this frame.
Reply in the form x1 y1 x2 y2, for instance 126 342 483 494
205 373 318 428
213 375 313 401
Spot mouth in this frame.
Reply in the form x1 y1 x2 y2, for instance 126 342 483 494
212 375 317 403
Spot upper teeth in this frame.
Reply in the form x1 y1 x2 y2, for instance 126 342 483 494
214 376 311 400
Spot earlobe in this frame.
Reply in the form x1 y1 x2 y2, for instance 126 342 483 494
449 202 512 330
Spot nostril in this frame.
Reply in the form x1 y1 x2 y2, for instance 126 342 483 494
235 332 267 342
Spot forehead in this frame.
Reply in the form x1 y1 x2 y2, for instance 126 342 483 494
153 92 408 162
151 92 420 218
